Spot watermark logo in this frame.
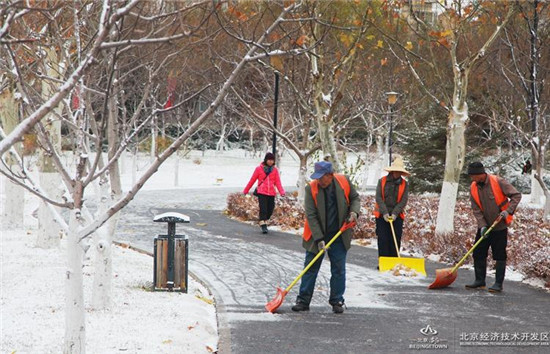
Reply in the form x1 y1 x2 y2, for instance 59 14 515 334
420 325 438 336
409 325 448 350
459 331 549 347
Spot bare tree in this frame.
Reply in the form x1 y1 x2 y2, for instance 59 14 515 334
377 0 517 234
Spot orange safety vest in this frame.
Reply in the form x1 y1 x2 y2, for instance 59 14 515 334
470 174 513 225
373 176 406 219
302 174 350 241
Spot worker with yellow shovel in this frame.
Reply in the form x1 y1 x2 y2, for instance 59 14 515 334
374 157 414 270
289 161 361 314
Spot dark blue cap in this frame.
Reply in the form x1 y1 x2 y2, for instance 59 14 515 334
310 161 333 179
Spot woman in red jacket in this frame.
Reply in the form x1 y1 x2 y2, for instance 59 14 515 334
243 152 285 234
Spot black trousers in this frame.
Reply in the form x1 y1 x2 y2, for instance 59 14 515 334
258 194 275 221
376 217 403 257
473 228 508 261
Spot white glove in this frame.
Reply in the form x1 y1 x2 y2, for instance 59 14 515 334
347 212 358 223
383 214 390 222
318 240 328 252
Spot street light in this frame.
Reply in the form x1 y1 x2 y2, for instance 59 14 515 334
272 72 279 158
385 91 398 165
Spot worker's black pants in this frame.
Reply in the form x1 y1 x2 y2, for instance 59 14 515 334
257 194 275 221
376 217 403 257
473 228 508 261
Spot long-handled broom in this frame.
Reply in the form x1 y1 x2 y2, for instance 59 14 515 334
265 221 356 313
428 215 503 289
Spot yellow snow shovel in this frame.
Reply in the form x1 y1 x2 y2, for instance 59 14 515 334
378 217 426 276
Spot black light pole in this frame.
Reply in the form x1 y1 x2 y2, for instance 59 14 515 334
385 91 398 165
272 73 279 157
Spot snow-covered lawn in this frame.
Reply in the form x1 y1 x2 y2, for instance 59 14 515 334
1 228 217 353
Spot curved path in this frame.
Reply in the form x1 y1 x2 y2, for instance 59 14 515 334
116 188 549 353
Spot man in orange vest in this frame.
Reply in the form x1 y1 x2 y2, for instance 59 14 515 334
373 157 410 264
291 161 360 314
466 161 521 293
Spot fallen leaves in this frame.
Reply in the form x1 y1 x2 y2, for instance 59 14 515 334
389 264 420 277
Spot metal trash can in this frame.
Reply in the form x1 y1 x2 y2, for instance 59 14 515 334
153 212 189 292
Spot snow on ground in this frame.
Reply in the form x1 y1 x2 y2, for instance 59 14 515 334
1 229 217 353
119 149 303 192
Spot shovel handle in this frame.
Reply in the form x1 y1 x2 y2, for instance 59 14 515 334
388 218 401 258
285 221 355 293
450 215 503 273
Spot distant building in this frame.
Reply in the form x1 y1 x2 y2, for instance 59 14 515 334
401 0 443 26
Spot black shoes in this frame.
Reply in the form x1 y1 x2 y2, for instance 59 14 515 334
332 302 345 314
261 224 268 234
291 302 310 312
292 301 345 313
488 282 503 292
465 280 486 289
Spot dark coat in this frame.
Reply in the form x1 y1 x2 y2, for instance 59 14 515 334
302 175 361 253
470 174 521 231
375 174 409 217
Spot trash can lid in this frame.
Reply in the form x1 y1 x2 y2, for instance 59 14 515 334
153 212 190 223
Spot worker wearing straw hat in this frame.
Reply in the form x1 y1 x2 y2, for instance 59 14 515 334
373 156 410 264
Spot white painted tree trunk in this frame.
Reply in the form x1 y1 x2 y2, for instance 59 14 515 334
36 172 63 248
543 192 550 222
64 210 85 354
297 156 307 203
36 46 63 248
0 89 24 229
151 116 157 161
435 106 468 235
216 123 227 151
530 172 544 205
318 120 341 171
92 178 112 310
2 177 24 229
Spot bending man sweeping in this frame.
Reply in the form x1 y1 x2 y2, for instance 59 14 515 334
292 161 360 314
466 161 521 293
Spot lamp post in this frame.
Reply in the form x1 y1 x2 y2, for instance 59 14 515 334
385 91 398 165
272 72 279 158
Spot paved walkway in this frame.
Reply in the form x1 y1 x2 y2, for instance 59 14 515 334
116 188 549 353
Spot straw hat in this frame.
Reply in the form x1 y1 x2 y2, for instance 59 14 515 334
384 156 410 176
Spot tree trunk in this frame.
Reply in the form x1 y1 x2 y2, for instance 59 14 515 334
0 88 24 229
64 208 86 354
297 155 308 203
92 90 122 310
435 104 468 235
531 172 544 205
36 172 63 248
216 123 227 152
317 119 340 171
92 176 112 310
37 46 63 248
151 115 157 160
543 189 550 222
